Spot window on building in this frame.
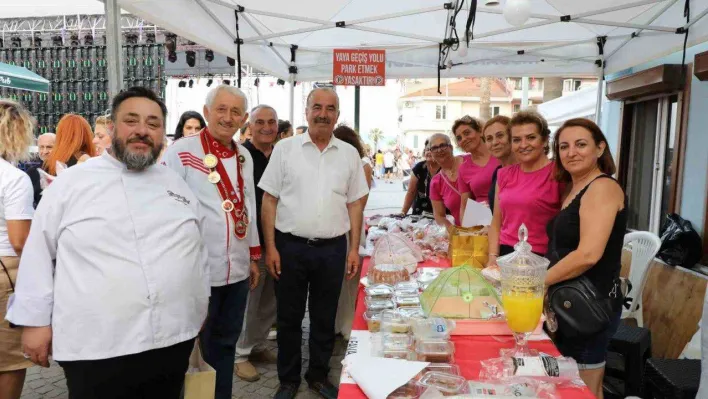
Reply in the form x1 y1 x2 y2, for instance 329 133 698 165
491 106 500 116
413 135 419 149
620 95 680 233
435 105 447 120
513 104 521 112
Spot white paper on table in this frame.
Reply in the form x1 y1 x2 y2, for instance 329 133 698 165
340 330 377 384
343 355 429 399
462 199 493 227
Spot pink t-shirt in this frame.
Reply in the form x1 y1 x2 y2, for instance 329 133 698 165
457 155 500 204
497 163 564 255
429 173 461 225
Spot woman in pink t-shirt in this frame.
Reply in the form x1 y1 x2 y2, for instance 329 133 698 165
428 133 465 230
488 111 564 263
454 116 500 219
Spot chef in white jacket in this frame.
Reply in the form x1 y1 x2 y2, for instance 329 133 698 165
161 84 260 399
5 87 209 399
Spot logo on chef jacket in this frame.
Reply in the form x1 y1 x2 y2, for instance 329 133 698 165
167 190 190 206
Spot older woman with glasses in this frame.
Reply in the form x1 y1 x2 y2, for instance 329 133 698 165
455 116 499 220
488 110 564 262
428 133 465 232
401 140 440 216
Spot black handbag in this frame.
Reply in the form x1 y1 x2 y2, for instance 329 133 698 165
547 276 621 337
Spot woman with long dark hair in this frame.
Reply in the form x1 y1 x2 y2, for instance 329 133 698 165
546 118 626 399
173 111 206 140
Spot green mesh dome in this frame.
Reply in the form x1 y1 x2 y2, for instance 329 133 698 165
420 266 502 319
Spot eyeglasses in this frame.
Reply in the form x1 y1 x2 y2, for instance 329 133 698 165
429 143 452 152
457 115 474 123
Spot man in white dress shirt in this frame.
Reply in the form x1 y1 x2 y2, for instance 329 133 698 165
162 85 260 399
6 87 209 398
259 88 369 399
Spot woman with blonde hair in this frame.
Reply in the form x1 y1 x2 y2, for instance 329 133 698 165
0 100 35 399
92 115 112 156
44 114 95 176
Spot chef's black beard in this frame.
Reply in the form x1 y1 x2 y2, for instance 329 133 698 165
112 135 163 171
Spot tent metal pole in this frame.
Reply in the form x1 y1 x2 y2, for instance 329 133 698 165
347 25 440 42
472 0 665 17
474 20 556 40
243 25 334 43
686 6 708 29
239 13 290 68
573 19 676 32
195 0 238 42
104 0 123 97
595 67 604 124
289 81 295 123
603 0 679 61
521 77 529 109
347 6 442 25
354 86 360 133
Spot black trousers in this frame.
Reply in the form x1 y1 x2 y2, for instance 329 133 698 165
59 338 195 399
274 230 347 385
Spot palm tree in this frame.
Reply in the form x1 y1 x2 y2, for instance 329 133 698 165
479 77 492 120
369 128 384 152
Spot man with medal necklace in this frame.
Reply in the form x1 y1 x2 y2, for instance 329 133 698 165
162 85 260 399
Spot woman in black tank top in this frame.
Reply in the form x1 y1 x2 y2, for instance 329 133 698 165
545 119 627 399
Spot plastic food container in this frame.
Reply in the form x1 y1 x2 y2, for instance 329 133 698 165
383 333 415 351
381 310 410 333
422 363 461 376
365 297 395 312
394 281 420 296
410 317 456 340
416 371 466 396
383 348 411 360
363 311 382 332
368 263 411 286
366 284 395 300
387 383 419 399
397 306 425 320
417 267 443 284
394 294 421 308
415 340 455 363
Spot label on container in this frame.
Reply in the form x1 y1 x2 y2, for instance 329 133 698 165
512 356 560 377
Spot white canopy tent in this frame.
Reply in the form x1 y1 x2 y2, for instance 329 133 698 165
537 85 598 127
113 0 708 81
109 0 708 121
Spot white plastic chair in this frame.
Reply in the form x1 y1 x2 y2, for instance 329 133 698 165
622 231 662 327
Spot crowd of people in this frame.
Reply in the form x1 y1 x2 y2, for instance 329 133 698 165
0 85 370 399
399 111 626 398
0 82 628 399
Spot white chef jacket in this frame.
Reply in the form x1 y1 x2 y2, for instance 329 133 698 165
258 133 369 239
5 153 209 361
162 133 260 287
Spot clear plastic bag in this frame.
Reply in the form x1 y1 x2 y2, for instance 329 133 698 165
479 355 584 387
467 378 558 399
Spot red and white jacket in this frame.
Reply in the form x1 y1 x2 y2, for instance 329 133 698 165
162 130 260 287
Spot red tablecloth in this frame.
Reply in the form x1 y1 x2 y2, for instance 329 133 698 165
338 258 596 399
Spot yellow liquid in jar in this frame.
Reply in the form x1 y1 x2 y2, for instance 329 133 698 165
502 293 543 333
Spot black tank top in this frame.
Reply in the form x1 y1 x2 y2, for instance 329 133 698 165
546 175 627 295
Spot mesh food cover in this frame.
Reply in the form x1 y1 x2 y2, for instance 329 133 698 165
420 266 502 319
371 233 423 274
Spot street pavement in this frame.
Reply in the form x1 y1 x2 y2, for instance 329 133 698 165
19 178 406 399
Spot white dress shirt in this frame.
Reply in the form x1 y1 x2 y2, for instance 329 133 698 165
258 133 369 239
0 158 34 256
6 153 209 361
162 134 259 287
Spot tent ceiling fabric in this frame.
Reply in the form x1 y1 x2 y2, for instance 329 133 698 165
118 0 708 81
